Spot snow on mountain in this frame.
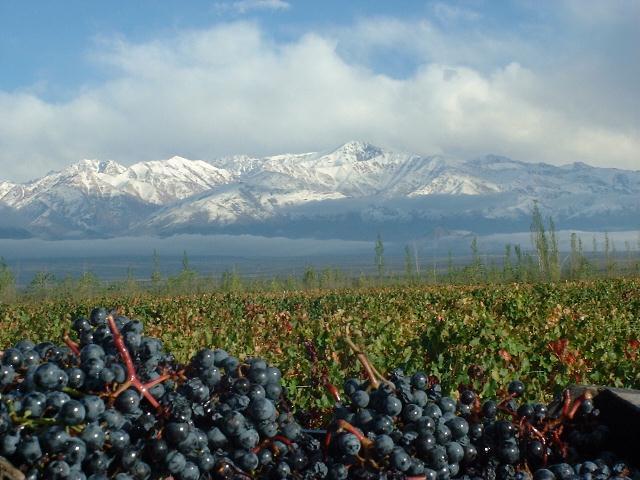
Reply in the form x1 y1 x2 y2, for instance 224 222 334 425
1 141 638 239
147 183 347 230
0 181 15 202
0 156 233 237
116 156 232 204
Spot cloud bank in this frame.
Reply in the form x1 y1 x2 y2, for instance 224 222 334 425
214 0 290 15
0 3 638 182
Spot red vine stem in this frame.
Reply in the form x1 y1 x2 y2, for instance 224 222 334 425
560 389 572 417
566 391 592 420
325 382 342 403
323 430 332 459
63 333 81 356
106 314 169 411
336 419 373 448
343 332 380 390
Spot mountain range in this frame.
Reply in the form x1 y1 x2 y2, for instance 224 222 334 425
1 141 638 241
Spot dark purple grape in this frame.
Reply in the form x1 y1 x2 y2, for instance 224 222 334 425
533 469 556 480
115 389 140 414
0 364 16 386
80 423 105 450
2 348 23 369
63 437 87 465
446 441 464 463
89 307 107 326
482 400 497 418
350 390 370 408
23 392 47 417
180 461 200 480
460 390 476 405
438 396 456 413
402 403 423 422
337 433 361 455
1 431 20 456
47 460 71 479
508 380 525 397
18 434 42 464
43 426 71 454
60 400 86 425
499 444 520 464
83 451 110 474
390 447 411 472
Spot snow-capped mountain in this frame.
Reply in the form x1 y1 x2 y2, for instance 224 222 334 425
0 141 638 240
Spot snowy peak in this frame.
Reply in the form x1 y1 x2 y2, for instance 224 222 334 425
326 141 384 163
62 159 128 176
0 142 639 239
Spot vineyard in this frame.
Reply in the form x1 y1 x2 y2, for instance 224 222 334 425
1 279 639 410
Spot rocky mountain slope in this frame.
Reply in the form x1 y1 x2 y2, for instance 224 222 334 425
1 142 638 240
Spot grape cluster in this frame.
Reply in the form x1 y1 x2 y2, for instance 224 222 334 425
0 308 322 479
323 370 635 480
0 307 636 479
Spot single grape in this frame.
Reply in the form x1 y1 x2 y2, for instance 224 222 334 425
390 447 411 472
338 433 361 455
165 450 187 475
115 389 140 414
80 423 106 450
59 400 86 425
2 348 24 369
508 380 525 397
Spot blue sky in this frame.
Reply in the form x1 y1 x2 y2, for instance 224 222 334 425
1 0 638 181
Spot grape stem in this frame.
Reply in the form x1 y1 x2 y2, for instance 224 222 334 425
63 332 81 356
560 389 572 418
343 328 394 390
336 419 373 448
106 314 170 411
323 430 332 459
565 391 592 420
325 381 342 404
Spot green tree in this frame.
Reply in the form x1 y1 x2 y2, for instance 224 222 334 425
569 233 579 279
548 217 560 281
604 232 616 276
469 237 483 283
446 249 454 282
221 267 243 292
530 202 560 281
514 244 523 282
116 265 139 296
151 249 163 290
404 245 415 280
374 234 385 279
168 250 198 293
0 257 16 302
76 271 101 298
28 271 56 298
182 250 190 271
303 265 317 289
530 202 550 280
503 244 513 282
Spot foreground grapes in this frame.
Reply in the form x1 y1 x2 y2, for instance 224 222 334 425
0 308 635 479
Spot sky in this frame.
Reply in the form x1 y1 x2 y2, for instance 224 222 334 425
0 0 639 182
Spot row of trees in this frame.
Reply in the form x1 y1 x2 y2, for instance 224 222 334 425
1 209 639 301
382 203 640 284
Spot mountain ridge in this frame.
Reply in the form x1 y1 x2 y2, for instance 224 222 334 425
1 141 638 240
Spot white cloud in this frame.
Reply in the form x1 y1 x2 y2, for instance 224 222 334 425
0 13 638 182
214 0 290 15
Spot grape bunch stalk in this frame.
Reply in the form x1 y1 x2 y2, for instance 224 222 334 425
0 307 636 480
